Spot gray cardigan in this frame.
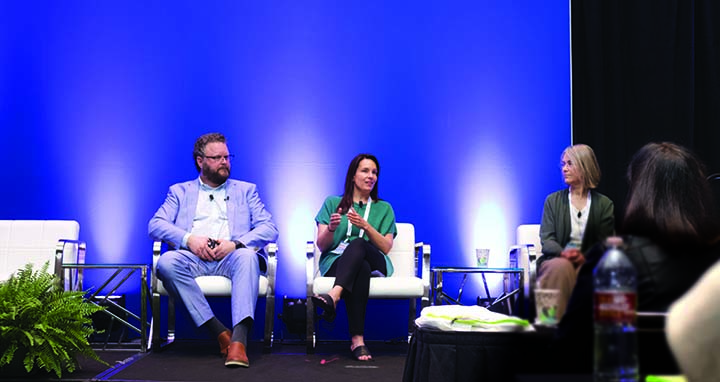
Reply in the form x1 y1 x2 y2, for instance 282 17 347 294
537 189 615 270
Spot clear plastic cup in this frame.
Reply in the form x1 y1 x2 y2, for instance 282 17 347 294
475 248 490 267
534 288 561 326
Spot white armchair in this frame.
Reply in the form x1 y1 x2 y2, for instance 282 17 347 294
305 222 431 353
150 242 278 353
0 220 85 290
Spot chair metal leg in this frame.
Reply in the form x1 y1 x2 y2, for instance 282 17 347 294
306 297 316 354
151 294 176 352
408 298 417 342
151 291 162 351
167 296 176 344
263 293 275 353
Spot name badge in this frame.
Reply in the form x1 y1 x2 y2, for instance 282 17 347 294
331 241 349 255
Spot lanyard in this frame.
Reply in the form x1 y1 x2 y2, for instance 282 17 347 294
346 196 372 240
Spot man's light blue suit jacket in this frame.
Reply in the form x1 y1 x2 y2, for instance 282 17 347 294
148 178 278 264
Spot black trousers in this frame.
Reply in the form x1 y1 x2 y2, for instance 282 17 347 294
326 238 387 336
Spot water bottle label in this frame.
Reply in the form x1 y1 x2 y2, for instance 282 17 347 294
594 291 636 324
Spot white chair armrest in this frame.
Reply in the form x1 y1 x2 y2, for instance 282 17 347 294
509 243 538 300
56 238 86 291
524 243 538 291
56 239 86 264
151 241 163 296
415 242 432 308
264 242 278 296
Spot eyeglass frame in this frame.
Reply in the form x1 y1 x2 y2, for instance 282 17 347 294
202 154 235 162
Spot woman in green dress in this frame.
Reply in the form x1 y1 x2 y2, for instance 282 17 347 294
312 153 397 361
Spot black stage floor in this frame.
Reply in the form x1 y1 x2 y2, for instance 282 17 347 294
1 340 409 382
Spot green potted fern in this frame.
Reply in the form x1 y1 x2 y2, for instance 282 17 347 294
0 262 107 378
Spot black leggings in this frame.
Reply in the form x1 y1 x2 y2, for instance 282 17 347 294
326 238 387 336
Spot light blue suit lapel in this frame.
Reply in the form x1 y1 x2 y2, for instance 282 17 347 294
226 181 239 237
183 180 200 232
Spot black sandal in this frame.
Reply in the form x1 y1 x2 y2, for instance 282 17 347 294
351 345 373 361
311 293 336 323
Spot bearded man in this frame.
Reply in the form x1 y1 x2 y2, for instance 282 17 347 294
149 132 278 368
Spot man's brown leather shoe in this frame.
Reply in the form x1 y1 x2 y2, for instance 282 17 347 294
225 342 249 368
217 330 232 356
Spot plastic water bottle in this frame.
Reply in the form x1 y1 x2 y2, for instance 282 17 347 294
593 237 639 382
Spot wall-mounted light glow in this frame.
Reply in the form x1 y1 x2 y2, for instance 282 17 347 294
265 116 334 298
87 152 135 265
457 140 518 298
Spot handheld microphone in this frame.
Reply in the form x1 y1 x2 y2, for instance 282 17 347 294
358 201 364 208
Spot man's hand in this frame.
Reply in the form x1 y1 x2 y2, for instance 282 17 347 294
187 235 215 261
210 240 235 261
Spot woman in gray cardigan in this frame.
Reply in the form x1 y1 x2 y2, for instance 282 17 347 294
537 144 615 319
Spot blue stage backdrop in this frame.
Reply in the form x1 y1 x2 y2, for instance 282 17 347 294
0 2 570 340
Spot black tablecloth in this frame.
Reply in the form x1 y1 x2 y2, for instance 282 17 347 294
402 327 554 382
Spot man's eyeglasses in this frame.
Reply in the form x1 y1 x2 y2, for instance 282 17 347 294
203 154 235 162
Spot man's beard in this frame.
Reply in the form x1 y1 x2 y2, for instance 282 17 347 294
204 165 230 185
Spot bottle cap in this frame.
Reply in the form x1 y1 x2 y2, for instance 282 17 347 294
605 236 623 247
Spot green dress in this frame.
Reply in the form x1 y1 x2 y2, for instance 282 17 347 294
315 195 397 276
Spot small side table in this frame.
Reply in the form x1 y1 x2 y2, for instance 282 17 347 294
431 266 524 315
61 263 150 352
